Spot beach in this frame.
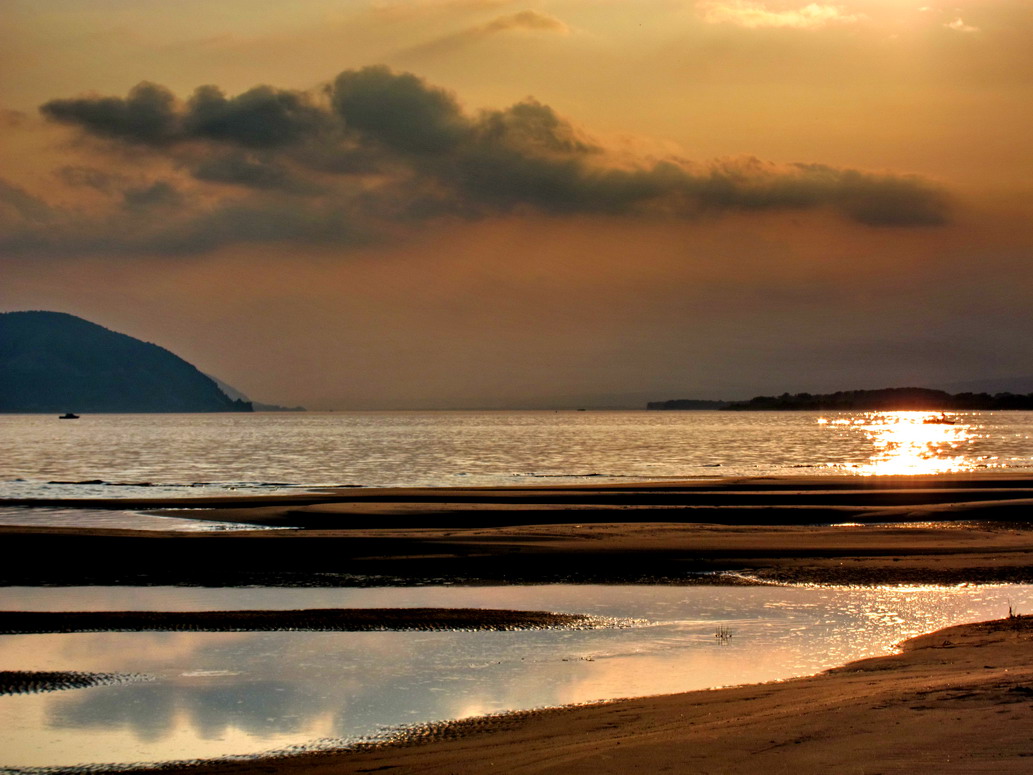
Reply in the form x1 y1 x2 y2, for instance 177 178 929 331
5 473 1033 587
5 473 1033 772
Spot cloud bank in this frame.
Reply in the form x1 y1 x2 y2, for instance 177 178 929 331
1 66 951 257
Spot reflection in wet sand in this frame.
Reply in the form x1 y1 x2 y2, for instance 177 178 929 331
2 584 1033 769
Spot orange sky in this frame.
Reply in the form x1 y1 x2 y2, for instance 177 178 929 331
2 0 1031 408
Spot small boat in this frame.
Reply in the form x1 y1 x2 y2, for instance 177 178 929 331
923 413 956 425
58 412 80 419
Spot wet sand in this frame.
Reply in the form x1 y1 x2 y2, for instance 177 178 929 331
0 670 150 695
0 607 606 634
6 473 1033 772
4 473 1033 585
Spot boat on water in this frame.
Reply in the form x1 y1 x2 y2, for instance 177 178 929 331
923 413 956 425
58 412 80 419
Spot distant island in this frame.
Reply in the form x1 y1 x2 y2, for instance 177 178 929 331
0 310 253 413
649 387 1033 411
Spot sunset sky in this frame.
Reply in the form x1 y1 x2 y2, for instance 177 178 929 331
2 0 1031 408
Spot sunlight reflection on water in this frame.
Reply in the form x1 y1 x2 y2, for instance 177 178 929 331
819 411 985 476
2 411 1032 499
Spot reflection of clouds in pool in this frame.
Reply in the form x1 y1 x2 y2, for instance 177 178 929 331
50 679 316 741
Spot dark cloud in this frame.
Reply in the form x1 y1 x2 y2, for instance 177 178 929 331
55 165 123 193
682 160 950 226
41 82 179 145
41 81 325 149
122 180 183 211
330 66 469 155
184 84 328 148
15 65 952 257
474 99 599 157
192 151 321 194
829 169 950 227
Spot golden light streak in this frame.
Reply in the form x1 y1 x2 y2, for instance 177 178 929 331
826 410 976 476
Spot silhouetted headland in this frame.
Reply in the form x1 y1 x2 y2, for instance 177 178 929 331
0 311 252 413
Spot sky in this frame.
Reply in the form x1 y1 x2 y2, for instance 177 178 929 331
2 0 1031 409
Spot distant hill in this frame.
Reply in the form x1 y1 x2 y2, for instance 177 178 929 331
649 387 1033 411
0 311 252 413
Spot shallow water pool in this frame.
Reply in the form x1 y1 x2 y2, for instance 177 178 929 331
1 583 1031 771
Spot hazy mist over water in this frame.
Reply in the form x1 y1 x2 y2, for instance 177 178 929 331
2 410 1033 499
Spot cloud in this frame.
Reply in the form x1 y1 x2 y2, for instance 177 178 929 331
41 82 327 149
698 1 860 29
331 66 469 155
41 82 179 145
121 181 184 212
7 66 952 258
946 17 979 33
184 85 330 148
55 166 124 193
191 152 322 194
480 10 570 35
397 10 570 60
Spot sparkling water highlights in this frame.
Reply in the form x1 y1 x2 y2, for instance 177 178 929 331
818 411 981 476
2 411 1032 499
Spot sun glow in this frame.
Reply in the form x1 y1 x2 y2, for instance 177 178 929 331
825 411 977 476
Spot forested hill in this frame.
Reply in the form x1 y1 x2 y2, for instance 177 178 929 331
0 311 252 413
650 387 1033 411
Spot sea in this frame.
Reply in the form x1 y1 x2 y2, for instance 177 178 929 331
2 409 1033 501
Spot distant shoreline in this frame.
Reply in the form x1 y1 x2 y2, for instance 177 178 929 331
649 386 1033 410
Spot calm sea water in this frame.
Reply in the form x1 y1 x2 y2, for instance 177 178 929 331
2 410 1033 500
1 583 1031 769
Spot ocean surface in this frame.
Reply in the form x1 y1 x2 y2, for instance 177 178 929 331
3 410 1033 500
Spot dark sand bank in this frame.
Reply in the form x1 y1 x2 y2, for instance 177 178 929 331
3 474 1033 585
0 670 150 695
87 616 1033 775
0 607 607 634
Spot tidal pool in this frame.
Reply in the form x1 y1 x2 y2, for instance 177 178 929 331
1 583 1031 771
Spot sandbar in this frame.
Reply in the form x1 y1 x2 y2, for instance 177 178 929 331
0 607 607 634
3 473 1033 585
